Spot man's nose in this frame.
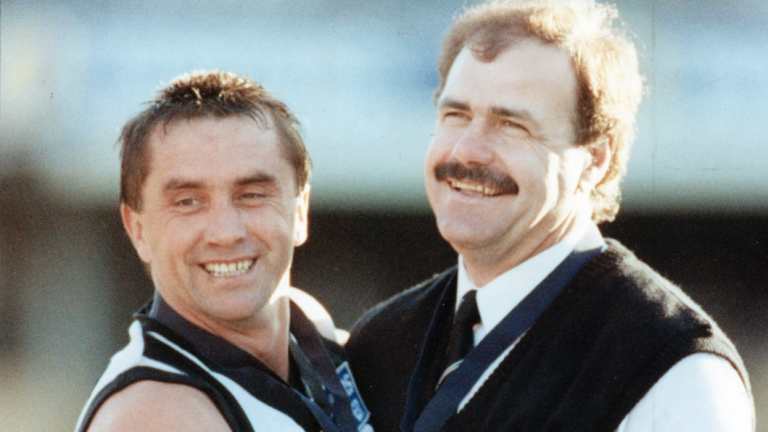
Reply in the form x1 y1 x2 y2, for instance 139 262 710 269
449 123 494 166
204 202 246 246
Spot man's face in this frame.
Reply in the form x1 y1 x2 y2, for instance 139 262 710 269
425 39 603 284
122 115 309 328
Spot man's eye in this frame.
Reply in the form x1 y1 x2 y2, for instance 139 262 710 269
240 192 266 201
500 119 528 134
444 111 468 119
442 111 470 124
499 120 525 129
174 197 200 207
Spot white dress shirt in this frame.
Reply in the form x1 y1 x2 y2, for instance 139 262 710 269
454 223 753 431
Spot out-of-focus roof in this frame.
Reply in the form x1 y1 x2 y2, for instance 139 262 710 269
2 0 767 212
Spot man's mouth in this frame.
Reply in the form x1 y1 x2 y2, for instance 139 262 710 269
201 259 255 278
447 178 503 197
435 161 518 197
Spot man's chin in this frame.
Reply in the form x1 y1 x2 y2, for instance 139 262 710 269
195 291 272 322
439 226 496 254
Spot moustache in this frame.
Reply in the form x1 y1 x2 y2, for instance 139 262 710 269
434 162 518 194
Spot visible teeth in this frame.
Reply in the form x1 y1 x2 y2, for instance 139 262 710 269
448 179 500 196
203 259 254 278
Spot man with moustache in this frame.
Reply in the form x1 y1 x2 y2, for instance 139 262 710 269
76 71 372 432
347 1 753 431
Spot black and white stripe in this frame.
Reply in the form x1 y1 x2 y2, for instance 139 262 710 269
75 320 306 431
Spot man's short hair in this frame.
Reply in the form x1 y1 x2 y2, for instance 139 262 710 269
436 0 644 222
119 70 311 210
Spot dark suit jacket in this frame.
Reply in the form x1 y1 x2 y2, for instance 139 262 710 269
347 239 750 432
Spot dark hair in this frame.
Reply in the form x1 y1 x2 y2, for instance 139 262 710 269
119 70 310 210
436 0 644 222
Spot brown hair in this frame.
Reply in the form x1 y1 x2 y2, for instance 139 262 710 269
436 0 644 222
119 70 310 210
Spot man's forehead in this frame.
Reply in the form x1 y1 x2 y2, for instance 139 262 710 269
441 45 574 107
451 40 573 80
440 42 578 140
142 116 293 184
146 116 280 160
149 114 272 142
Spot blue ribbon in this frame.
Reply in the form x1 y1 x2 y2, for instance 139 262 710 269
402 227 605 432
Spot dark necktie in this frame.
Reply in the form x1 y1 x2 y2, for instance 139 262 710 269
436 290 480 388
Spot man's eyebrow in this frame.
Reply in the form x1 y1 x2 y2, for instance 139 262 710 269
437 97 471 112
235 173 277 187
162 178 204 192
161 173 277 192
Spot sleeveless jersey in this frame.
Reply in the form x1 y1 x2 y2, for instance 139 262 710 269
76 301 373 432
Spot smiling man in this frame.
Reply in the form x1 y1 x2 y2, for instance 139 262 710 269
347 1 753 431
76 71 372 432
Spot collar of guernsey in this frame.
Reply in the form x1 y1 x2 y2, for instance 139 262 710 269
147 294 364 432
402 225 606 432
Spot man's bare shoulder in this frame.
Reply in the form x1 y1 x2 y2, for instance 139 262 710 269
289 286 347 343
87 380 230 431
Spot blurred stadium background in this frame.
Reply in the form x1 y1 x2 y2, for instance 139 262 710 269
2 0 767 429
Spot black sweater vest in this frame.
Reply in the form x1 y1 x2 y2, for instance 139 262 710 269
347 239 751 432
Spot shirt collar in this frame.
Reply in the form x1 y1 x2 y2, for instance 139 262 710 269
457 220 600 341
148 293 261 369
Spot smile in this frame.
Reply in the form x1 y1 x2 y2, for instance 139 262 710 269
447 178 504 197
435 162 518 197
202 259 255 278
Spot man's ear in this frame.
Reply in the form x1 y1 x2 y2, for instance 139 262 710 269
579 138 612 191
293 185 311 247
120 203 152 263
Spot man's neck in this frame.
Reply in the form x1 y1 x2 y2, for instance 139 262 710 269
163 292 293 381
217 296 292 380
462 213 589 288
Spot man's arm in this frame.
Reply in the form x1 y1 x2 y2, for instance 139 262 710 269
617 353 754 432
87 381 230 432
